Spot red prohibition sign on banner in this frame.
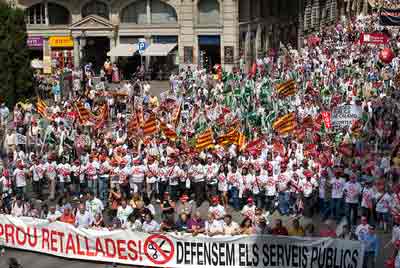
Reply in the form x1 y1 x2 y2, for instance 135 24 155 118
144 234 174 265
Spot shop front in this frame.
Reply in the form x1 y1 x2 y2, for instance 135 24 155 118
27 36 44 69
49 36 74 70
144 35 178 80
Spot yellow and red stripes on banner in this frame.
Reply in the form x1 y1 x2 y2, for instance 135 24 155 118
217 128 240 146
272 112 297 135
75 102 92 125
275 79 297 98
172 102 182 128
36 98 48 118
235 132 246 151
160 122 177 141
94 104 108 129
195 128 214 150
142 113 158 136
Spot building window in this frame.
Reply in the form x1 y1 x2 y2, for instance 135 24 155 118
120 0 147 24
151 0 177 24
25 3 46 25
198 0 220 25
48 3 70 25
82 1 109 19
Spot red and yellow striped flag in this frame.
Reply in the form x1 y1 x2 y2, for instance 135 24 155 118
272 113 297 135
276 79 297 98
160 122 177 141
128 113 139 134
217 128 239 146
143 114 158 136
236 132 246 151
94 104 108 129
195 128 214 150
172 102 182 128
75 102 92 124
36 98 48 118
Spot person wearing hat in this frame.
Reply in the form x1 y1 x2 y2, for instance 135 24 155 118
374 187 392 233
241 197 256 221
208 196 225 220
13 160 27 198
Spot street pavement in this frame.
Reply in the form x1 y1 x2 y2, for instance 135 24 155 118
0 80 394 267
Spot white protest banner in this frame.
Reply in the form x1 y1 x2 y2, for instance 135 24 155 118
0 215 364 268
331 104 363 129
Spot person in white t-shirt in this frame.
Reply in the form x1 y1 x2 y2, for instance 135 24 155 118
355 216 371 240
116 199 133 225
330 174 346 222
13 161 26 196
343 174 362 227
29 159 45 198
205 213 224 236
241 197 256 221
208 196 225 220
375 190 392 232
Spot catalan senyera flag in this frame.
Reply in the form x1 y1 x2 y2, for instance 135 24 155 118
128 113 139 134
94 104 108 130
172 102 182 128
142 113 158 136
272 112 297 135
160 122 177 141
36 98 48 118
75 102 92 124
276 79 297 98
236 132 246 151
217 128 239 146
195 128 214 150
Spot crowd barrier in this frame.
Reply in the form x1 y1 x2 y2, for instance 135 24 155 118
0 214 364 268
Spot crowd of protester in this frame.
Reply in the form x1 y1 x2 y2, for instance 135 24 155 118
4 11 400 267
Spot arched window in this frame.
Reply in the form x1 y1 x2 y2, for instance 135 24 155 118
120 1 147 24
151 0 177 24
48 3 70 25
198 0 220 25
82 1 109 19
25 3 46 25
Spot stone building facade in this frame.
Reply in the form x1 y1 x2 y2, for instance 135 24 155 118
15 0 355 73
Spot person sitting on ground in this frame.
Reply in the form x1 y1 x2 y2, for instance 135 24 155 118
124 213 142 232
46 204 62 222
142 212 160 233
288 218 305 237
271 219 288 236
175 212 190 233
223 214 240 235
240 217 255 235
59 205 75 225
187 210 205 236
205 213 224 236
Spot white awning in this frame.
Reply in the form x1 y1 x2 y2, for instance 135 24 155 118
141 43 177 56
107 44 138 57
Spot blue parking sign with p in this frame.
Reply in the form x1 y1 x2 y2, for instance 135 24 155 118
139 40 146 54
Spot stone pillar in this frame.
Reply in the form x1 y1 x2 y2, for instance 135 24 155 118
146 0 151 24
109 34 116 63
145 35 151 70
44 1 49 25
311 0 320 29
265 25 272 53
43 37 50 58
298 0 305 50
255 23 262 59
73 37 80 69
362 0 368 16
244 24 251 72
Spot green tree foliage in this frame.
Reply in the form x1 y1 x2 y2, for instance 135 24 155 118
0 2 33 107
